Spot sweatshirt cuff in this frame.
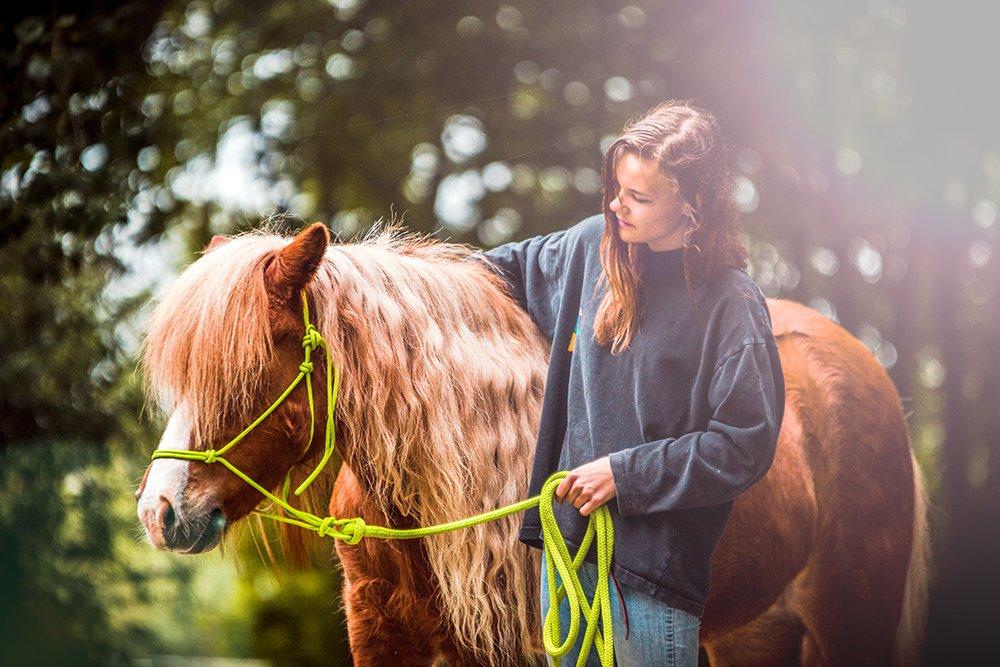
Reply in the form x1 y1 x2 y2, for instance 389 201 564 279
609 449 638 516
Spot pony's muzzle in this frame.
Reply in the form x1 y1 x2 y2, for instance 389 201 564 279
139 491 227 554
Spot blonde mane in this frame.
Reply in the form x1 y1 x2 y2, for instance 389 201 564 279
144 222 551 663
144 233 285 444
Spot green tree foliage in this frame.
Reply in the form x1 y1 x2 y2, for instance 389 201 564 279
0 2 168 445
0 2 256 661
143 0 730 239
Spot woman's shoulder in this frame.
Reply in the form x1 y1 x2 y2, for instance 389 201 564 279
702 266 775 352
518 214 603 264
515 213 604 253
565 213 605 247
711 266 766 304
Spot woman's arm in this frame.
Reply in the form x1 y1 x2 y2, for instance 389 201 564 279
468 229 570 338
608 339 785 515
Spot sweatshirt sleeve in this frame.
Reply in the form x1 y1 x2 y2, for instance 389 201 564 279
468 229 570 339
608 339 785 515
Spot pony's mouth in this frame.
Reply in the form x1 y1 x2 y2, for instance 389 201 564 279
170 507 227 554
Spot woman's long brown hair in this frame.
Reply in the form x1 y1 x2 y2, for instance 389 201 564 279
593 99 749 354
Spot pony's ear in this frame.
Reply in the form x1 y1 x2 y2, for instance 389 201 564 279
265 222 330 303
205 235 230 253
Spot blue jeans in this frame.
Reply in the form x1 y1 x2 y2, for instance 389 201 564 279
539 557 700 666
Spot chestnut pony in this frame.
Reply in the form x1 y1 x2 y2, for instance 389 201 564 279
136 223 929 666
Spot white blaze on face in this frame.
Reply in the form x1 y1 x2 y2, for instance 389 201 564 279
137 405 193 516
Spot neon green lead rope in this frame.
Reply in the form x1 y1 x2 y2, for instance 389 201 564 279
151 290 615 667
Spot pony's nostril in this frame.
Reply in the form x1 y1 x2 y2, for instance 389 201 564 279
157 496 177 533
210 507 227 533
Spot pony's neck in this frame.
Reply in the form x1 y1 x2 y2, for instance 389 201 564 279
308 240 546 525
310 253 456 520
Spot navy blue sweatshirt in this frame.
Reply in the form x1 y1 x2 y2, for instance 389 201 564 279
471 214 784 617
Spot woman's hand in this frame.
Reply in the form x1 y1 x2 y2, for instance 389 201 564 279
555 456 617 516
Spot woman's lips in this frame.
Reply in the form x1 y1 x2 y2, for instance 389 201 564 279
616 215 633 228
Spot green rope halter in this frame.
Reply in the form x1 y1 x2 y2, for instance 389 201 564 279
149 289 616 666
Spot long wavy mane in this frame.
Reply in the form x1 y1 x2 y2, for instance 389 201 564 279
144 221 550 663
144 233 285 445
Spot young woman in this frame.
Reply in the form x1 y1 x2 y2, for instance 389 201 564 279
474 100 785 665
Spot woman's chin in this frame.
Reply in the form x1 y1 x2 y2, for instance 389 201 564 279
619 228 636 239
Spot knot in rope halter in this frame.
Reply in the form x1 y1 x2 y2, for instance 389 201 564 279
301 325 322 351
337 517 366 545
317 516 336 538
148 288 616 665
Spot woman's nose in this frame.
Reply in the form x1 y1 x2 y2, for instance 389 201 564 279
610 196 623 213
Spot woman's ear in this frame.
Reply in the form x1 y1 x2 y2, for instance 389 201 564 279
265 222 330 303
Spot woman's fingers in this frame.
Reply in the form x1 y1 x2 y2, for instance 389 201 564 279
558 479 610 515
555 473 575 501
554 458 617 516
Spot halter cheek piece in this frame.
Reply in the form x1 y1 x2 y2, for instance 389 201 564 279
148 289 620 665
150 290 357 540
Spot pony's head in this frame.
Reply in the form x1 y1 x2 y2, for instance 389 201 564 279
136 223 331 553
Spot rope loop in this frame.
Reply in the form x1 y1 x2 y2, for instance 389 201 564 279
302 325 322 351
338 517 366 545
317 516 336 537
202 449 218 464
298 361 314 373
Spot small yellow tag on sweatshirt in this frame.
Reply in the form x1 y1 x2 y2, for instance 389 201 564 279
568 310 581 352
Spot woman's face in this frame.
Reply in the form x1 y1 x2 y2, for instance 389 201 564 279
609 151 689 251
